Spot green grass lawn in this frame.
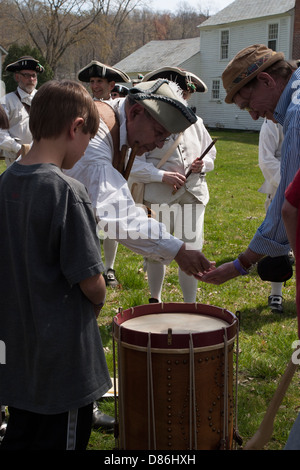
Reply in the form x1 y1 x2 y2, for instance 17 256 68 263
2 129 299 451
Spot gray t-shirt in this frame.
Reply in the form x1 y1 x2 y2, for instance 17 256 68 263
0 163 111 414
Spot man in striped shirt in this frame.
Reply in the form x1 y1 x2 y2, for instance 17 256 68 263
201 44 299 286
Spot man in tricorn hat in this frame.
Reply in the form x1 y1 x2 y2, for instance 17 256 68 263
128 66 216 304
78 60 131 290
200 45 298 287
64 77 215 432
0 56 44 167
78 60 130 102
65 78 214 278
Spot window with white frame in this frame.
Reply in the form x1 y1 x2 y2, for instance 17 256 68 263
268 23 278 51
220 30 229 59
211 79 220 100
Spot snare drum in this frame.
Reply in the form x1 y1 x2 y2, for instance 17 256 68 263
113 302 238 450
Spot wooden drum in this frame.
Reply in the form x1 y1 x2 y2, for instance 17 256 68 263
113 302 238 450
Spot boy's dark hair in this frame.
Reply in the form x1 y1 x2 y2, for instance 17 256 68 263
29 80 99 141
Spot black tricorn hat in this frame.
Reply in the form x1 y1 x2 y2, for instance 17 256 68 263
112 84 129 96
142 66 207 93
78 60 130 83
6 56 44 73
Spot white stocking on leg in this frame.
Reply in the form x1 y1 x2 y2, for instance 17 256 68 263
178 268 198 303
270 282 283 297
103 238 118 271
146 261 166 302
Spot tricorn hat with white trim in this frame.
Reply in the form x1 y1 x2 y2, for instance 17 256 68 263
142 66 207 93
78 60 130 83
6 56 44 73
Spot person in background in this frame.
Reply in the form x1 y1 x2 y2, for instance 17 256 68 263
129 67 216 303
78 60 131 289
0 56 44 167
111 84 128 99
79 65 125 289
258 118 285 312
78 60 130 103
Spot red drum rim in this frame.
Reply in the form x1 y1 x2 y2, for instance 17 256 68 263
113 302 238 350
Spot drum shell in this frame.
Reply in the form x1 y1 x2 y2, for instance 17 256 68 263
113 302 238 450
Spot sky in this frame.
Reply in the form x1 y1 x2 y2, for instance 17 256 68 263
148 0 233 15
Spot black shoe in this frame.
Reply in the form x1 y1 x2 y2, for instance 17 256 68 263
268 295 283 313
104 269 119 288
149 298 159 303
92 403 115 432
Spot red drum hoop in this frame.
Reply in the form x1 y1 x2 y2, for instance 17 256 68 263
113 302 238 450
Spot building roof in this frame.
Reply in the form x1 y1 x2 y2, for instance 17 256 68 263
199 0 295 28
113 38 200 74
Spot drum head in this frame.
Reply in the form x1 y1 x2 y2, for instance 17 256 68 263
124 313 229 334
114 302 237 350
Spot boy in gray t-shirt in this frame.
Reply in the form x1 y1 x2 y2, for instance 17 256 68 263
0 80 111 450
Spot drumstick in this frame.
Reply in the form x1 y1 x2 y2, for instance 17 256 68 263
243 358 297 450
117 144 128 174
123 144 139 180
172 138 217 194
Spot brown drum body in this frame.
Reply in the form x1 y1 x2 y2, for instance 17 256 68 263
113 302 238 450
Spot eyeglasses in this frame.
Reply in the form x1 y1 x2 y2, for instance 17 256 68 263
18 72 37 79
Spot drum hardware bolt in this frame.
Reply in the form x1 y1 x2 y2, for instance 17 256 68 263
167 368 171 372
167 375 171 379
167 390 171 394
205 357 209 361
167 398 171 402
168 428 171 432
175 360 179 364
167 328 172 345
167 360 171 364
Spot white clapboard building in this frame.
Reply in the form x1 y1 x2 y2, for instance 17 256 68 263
115 0 300 130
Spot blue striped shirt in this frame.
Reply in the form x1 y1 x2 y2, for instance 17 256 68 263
249 67 300 256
